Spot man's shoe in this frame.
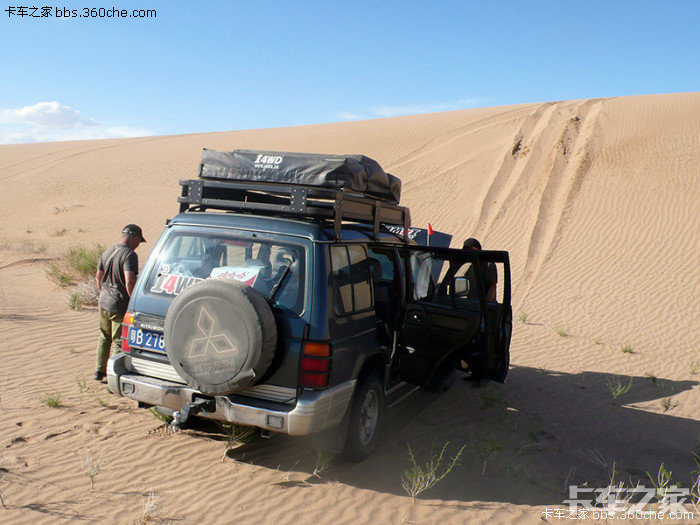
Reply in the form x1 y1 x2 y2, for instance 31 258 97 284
93 371 106 381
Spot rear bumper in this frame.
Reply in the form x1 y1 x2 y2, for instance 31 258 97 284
106 353 355 435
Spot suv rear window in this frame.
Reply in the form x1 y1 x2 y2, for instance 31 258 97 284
145 231 306 315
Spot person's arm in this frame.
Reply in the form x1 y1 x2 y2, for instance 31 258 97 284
125 270 137 297
485 262 499 302
95 269 105 292
124 251 139 297
486 283 497 302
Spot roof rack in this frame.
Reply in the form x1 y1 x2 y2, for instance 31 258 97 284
178 179 411 242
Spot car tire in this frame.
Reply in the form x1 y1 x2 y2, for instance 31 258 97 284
343 371 384 462
164 278 277 396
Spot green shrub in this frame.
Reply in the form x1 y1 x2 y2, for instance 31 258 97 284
401 441 465 503
605 376 633 399
40 392 62 408
65 244 104 277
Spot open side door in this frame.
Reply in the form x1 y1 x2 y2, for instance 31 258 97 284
396 247 483 390
474 250 512 382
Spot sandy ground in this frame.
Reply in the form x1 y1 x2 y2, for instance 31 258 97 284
0 92 698 523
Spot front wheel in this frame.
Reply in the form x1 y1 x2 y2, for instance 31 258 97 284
343 372 384 462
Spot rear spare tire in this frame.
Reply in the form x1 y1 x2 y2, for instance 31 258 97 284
164 278 277 396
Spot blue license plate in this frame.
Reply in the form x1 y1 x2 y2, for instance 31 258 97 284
128 326 165 353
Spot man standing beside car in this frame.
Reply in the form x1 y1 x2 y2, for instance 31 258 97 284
462 237 498 302
93 224 146 381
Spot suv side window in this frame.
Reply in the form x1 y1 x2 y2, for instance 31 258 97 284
399 249 482 311
330 245 372 315
397 249 434 301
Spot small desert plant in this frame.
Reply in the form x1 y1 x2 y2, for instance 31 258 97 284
556 328 568 337
40 392 62 408
691 452 700 509
605 376 632 399
93 394 107 407
479 384 506 411
644 372 658 384
46 263 73 286
646 463 679 504
148 407 173 424
598 465 642 512
659 396 679 414
312 450 336 479
401 441 466 503
563 466 577 495
76 374 87 394
139 490 165 523
621 345 634 354
518 311 528 324
67 291 82 310
690 360 699 376
473 433 502 475
578 447 611 473
691 474 700 511
220 423 257 461
594 338 602 345
52 228 68 237
517 416 546 455
20 240 46 254
82 452 105 491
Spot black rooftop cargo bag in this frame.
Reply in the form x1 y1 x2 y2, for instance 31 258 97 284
199 149 402 204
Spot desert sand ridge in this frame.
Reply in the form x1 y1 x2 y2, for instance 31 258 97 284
0 92 698 523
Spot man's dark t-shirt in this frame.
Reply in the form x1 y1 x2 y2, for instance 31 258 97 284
98 244 138 314
465 262 498 300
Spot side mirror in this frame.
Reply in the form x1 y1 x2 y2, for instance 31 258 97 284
454 277 469 296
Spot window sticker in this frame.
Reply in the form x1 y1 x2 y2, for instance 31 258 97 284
150 272 204 295
209 266 260 286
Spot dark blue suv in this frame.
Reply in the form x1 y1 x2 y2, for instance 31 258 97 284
107 150 512 460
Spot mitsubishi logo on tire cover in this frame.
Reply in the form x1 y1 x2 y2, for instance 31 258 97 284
187 305 237 358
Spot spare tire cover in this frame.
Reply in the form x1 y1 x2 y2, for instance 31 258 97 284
164 278 277 396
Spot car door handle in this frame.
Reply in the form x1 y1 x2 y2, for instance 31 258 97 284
411 312 424 323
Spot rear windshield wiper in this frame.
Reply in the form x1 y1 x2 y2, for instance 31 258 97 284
266 262 292 304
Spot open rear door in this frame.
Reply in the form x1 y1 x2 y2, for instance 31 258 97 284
396 247 483 390
473 251 511 382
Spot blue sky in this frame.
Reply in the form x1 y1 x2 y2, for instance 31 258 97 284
1 1 698 143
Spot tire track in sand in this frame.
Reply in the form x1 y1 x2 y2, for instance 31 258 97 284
471 101 559 238
514 99 605 308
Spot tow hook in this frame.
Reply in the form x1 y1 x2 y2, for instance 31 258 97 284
171 398 215 430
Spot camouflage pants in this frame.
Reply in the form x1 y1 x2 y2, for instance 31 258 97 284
96 309 123 372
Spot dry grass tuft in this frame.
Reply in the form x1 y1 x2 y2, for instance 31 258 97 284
82 452 105 492
139 490 165 523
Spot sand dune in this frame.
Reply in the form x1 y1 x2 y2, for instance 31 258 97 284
0 92 698 523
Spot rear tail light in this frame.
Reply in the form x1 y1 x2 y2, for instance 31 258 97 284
121 311 134 353
300 342 331 389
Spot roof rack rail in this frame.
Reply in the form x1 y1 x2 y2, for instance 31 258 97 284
177 179 411 242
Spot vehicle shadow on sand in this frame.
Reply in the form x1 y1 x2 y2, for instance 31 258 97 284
216 365 699 506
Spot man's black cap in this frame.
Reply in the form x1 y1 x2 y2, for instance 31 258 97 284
463 237 481 250
122 224 146 242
